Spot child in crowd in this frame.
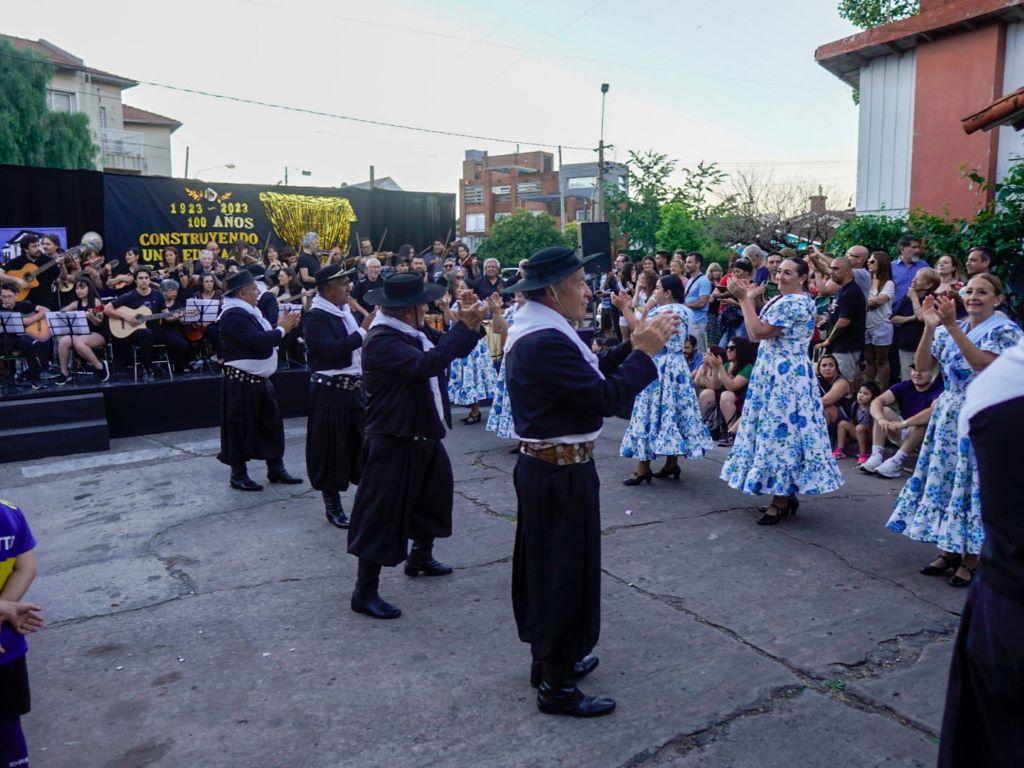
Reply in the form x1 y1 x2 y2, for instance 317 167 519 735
833 383 882 464
0 498 40 768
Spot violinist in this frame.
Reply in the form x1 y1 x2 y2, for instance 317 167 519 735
359 238 374 260
297 232 322 289
55 278 110 385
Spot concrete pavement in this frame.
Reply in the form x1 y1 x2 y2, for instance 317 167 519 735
1 413 958 767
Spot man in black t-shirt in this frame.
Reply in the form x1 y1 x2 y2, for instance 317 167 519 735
473 258 506 302
0 284 48 388
349 257 383 317
4 236 58 311
296 232 322 289
817 256 866 386
105 269 165 379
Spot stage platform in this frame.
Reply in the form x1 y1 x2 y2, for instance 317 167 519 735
0 367 311 463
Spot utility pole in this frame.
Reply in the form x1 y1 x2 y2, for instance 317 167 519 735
284 166 288 186
596 83 609 223
558 145 566 233
184 146 190 178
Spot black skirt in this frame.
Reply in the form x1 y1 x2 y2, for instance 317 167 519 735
305 381 365 492
217 375 285 466
347 434 454 567
511 454 601 662
938 576 1024 768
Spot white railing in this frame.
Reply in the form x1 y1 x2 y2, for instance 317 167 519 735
101 128 144 158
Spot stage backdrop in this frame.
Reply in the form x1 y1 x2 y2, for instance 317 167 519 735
0 164 455 264
103 175 456 263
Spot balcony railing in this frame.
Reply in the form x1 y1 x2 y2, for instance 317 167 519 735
101 128 144 158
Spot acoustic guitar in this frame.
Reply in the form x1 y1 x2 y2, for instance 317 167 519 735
0 310 51 342
109 305 199 339
6 245 96 301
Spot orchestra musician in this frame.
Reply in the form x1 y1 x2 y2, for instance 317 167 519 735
297 232 322 290
104 268 164 381
153 279 191 375
216 270 303 491
304 264 372 528
4 235 58 310
106 248 142 295
0 283 49 390
55 278 110 385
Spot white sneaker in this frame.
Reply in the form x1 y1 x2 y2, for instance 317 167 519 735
874 457 903 478
859 453 885 473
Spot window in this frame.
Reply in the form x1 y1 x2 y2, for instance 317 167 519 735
490 185 511 195
465 213 486 232
464 185 484 205
494 212 511 222
47 90 75 112
516 181 541 195
99 106 107 128
567 176 597 189
575 209 591 222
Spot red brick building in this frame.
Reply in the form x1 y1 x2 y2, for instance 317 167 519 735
816 0 1024 219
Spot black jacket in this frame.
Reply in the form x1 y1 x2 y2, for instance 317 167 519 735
362 321 481 439
303 308 363 372
506 331 656 440
257 291 279 325
220 307 282 363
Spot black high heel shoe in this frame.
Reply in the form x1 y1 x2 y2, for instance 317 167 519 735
653 465 681 480
463 413 482 425
756 502 789 525
622 471 653 486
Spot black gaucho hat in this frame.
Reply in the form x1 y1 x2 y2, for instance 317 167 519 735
244 263 267 279
315 264 356 287
503 246 603 294
365 273 446 307
224 270 256 296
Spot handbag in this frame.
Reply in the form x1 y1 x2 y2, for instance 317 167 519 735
720 304 743 329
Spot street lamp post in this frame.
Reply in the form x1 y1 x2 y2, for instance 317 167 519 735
284 167 312 186
596 83 609 223
194 163 236 179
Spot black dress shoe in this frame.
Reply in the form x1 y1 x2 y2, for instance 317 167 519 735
530 655 599 688
405 541 453 577
350 589 401 619
267 469 303 485
326 508 349 528
230 476 264 491
322 491 349 528
537 683 615 717
622 471 653 486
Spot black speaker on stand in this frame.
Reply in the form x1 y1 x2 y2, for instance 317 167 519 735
578 221 612 335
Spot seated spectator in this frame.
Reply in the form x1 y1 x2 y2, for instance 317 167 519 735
698 336 756 446
473 258 505 301
683 334 703 372
833 382 881 463
817 353 852 431
861 365 944 477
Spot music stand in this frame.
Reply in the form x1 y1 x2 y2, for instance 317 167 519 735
49 311 90 384
0 312 27 395
186 299 221 373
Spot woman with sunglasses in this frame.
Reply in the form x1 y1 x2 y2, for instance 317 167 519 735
620 275 712 484
700 336 757 447
865 251 896 388
720 258 843 524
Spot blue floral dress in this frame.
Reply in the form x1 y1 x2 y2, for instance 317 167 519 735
448 303 499 406
721 293 843 496
486 304 519 439
886 316 1021 554
620 304 712 461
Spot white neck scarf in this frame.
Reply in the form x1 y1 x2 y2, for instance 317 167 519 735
504 300 604 379
312 294 360 334
370 312 445 425
218 296 272 331
960 336 1024 436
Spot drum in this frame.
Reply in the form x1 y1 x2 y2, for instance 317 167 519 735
425 314 446 333
484 319 503 361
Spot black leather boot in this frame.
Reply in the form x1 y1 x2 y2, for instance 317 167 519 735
229 463 263 491
536 660 615 717
322 491 349 528
351 559 401 620
404 539 453 577
266 459 303 485
530 655 599 688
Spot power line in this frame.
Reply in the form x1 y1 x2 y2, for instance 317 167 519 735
0 47 594 151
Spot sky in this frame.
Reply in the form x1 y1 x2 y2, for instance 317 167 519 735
4 0 862 204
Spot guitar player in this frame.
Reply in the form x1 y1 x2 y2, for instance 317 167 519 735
3 236 58 311
0 284 48 390
104 268 165 381
153 279 191 375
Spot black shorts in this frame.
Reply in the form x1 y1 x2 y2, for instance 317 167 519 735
0 656 30 718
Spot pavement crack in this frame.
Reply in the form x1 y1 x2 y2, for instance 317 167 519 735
617 685 807 767
453 488 516 523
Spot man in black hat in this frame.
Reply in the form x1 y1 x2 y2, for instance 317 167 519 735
217 270 303 491
504 246 677 717
346 273 487 619
304 264 370 528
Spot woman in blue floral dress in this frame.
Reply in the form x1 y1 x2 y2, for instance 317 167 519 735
620 275 713 483
486 295 523 439
446 291 504 424
886 274 1021 586
720 257 843 524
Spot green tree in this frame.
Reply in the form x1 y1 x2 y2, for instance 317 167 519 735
655 202 705 253
838 0 918 29
476 209 565 267
605 149 680 256
0 38 97 169
562 220 580 251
